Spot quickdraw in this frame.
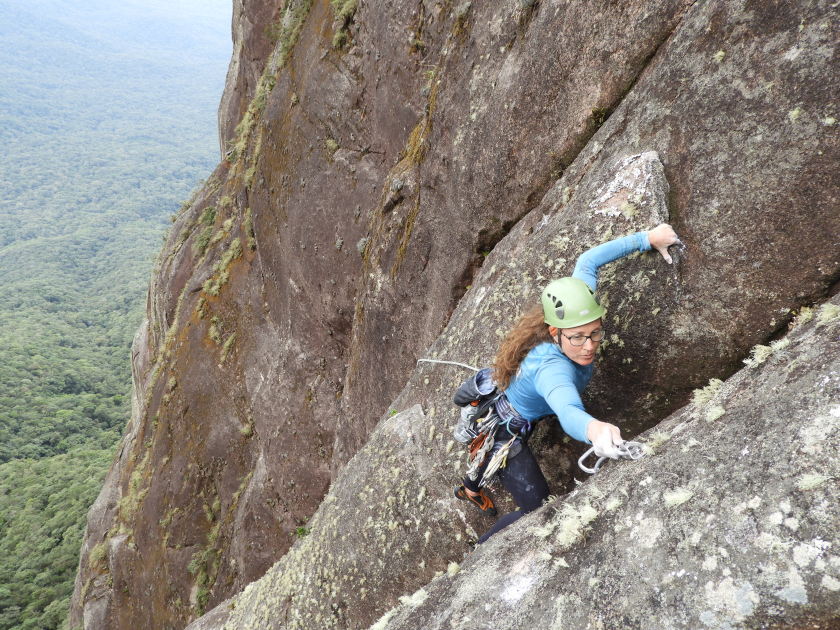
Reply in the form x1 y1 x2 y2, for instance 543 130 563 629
465 396 534 487
465 413 500 482
479 434 518 488
577 441 645 475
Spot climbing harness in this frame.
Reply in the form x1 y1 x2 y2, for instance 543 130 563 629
494 394 532 436
464 393 538 488
577 441 645 475
417 358 480 372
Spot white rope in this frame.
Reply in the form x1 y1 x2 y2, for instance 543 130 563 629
417 358 480 372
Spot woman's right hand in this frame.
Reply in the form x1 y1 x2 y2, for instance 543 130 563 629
648 224 681 264
587 420 624 459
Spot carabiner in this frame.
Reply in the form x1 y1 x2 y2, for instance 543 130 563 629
578 441 645 475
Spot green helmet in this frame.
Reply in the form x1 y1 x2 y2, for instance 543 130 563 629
540 277 605 328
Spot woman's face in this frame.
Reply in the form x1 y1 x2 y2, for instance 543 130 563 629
553 318 603 366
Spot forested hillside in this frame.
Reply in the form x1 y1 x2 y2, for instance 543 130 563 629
0 0 230 627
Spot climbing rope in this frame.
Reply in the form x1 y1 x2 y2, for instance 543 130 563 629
578 441 645 475
417 359 480 372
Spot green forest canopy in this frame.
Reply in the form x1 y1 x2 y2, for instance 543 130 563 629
0 0 231 626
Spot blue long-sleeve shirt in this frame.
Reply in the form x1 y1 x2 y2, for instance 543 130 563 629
503 232 651 443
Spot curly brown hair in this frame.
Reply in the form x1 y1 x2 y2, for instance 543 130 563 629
492 305 554 390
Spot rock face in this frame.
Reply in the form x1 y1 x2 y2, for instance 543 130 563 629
217 0 285 157
203 297 840 630
70 0 840 628
334 0 694 471
374 298 840 630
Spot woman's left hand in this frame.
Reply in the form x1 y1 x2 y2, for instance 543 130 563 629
587 420 624 460
648 224 681 264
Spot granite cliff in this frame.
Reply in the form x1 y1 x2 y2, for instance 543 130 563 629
70 0 840 628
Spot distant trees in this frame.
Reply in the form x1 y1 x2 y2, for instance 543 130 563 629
0 0 230 625
0 451 112 630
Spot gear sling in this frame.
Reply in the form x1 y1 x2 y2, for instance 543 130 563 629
452 367 553 543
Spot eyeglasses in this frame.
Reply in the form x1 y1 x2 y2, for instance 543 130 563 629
562 330 604 346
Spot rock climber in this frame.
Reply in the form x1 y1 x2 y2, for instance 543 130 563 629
454 224 681 545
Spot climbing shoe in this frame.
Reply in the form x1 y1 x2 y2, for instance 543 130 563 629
454 485 497 516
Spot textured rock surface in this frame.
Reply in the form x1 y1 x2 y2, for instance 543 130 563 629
200 298 840 630
335 0 693 472
217 403 477 629
365 298 840 630
71 0 840 628
217 0 284 156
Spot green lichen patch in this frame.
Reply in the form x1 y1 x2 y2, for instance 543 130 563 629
743 344 773 368
118 452 150 524
817 302 840 326
188 547 221 617
531 501 599 548
706 405 726 422
209 316 224 345
204 238 243 297
643 430 671 454
744 337 792 368
193 225 214 258
199 206 217 226
692 378 723 407
244 208 257 251
796 473 830 491
88 540 109 568
663 487 693 507
331 0 357 49
791 306 814 328
220 333 237 364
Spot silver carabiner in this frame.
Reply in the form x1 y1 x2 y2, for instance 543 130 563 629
578 441 645 475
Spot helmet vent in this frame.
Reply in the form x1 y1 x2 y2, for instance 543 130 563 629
594 294 601 305
555 308 565 320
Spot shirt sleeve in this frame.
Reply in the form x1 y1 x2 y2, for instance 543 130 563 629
572 232 651 291
533 358 594 444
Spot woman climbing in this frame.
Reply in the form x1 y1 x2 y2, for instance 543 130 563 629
454 224 681 545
